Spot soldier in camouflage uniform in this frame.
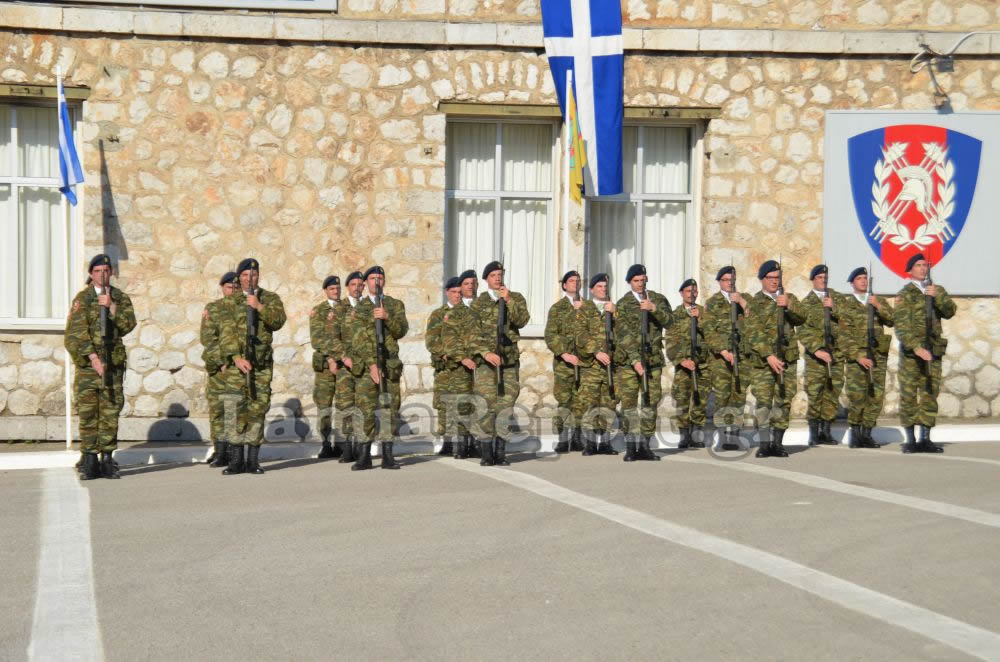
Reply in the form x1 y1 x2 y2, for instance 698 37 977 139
219 258 287 475
545 270 586 453
665 279 711 449
343 266 409 470
894 253 956 454
615 264 673 462
426 276 479 459
471 260 530 466
201 271 237 468
744 259 805 458
333 271 365 464
798 264 846 446
458 269 482 458
840 266 893 449
65 254 137 480
703 266 750 451
310 275 344 460
571 273 619 456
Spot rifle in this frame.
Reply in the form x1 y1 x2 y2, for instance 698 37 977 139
375 281 389 402
639 291 651 407
729 281 741 392
246 288 258 400
689 302 700 405
865 263 876 396
775 257 786 398
495 261 506 397
922 264 935 393
572 292 581 390
604 307 616 398
98 284 114 404
822 281 834 388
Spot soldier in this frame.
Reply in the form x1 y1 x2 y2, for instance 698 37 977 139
221 258 287 475
799 264 846 446
545 270 586 453
333 271 365 464
310 275 343 459
427 277 479 459
894 253 956 454
703 266 750 451
574 273 619 455
471 260 530 466
665 279 710 449
841 266 893 449
65 254 137 480
615 264 673 462
458 268 481 458
744 259 805 458
201 271 237 468
344 266 409 470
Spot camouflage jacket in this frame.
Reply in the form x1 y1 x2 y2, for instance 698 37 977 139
566 299 615 369
798 289 849 360
219 288 287 367
665 303 710 368
840 293 894 360
64 286 136 369
425 304 454 372
200 297 229 374
333 297 360 360
310 299 341 372
744 291 805 366
894 282 956 357
471 290 530 366
544 295 583 368
614 289 672 369
344 294 408 377
703 290 750 358
431 303 480 370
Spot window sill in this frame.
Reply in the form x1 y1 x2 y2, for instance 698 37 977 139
0 320 66 332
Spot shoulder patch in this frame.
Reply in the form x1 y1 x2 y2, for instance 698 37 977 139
310 309 317 318
327 311 334 320
202 309 210 320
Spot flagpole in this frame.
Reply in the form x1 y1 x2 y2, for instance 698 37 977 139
563 69 572 282
57 65 74 453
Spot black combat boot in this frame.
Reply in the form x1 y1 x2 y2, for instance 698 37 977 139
597 432 618 455
223 444 245 475
467 434 481 458
99 451 120 479
570 427 584 452
623 437 638 462
339 437 357 464
689 427 706 449
245 445 265 475
820 420 836 444
554 427 570 454
861 426 881 449
901 426 917 454
479 440 495 467
80 452 101 480
755 429 771 458
807 419 819 447
582 432 598 456
455 437 469 460
771 428 789 457
381 442 401 469
848 424 862 448
678 426 693 449
493 437 510 466
917 425 944 453
318 435 336 459
438 438 454 457
722 427 741 451
351 443 373 470
209 441 228 468
638 436 661 461
76 451 85 469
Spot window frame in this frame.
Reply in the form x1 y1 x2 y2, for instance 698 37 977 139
0 99 82 331
444 117 559 338
53 0 338 10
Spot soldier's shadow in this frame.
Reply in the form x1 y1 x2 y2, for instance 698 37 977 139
119 462 201 477
265 398 311 442
145 403 203 443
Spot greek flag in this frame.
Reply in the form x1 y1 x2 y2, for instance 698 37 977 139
57 76 83 206
541 0 624 196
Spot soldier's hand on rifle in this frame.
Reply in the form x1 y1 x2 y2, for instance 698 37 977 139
343 357 353 370
915 348 933 362
639 298 655 312
497 286 511 302
327 357 338 375
721 349 735 366
603 302 616 314
483 351 502 367
369 364 381 385
595 351 611 366
688 306 700 318
220 365 227 374
561 353 580 366
632 361 645 376
823 295 833 308
461 358 476 370
767 355 785 374
97 292 111 308
776 294 788 308
680 359 696 371
234 357 252 374
858 357 874 370
925 284 937 297
815 349 832 364
731 293 745 308
572 298 583 310
247 294 262 311
88 353 105 377
373 306 388 320
870 295 881 310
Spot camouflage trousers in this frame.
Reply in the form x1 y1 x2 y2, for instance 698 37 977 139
434 364 474 437
619 365 662 438
473 363 520 440
234 365 272 447
205 368 228 441
355 372 401 442
671 364 711 427
335 369 357 440
898 353 943 428
75 365 124 453
708 356 749 427
845 354 888 427
804 355 845 421
573 363 619 436
552 361 579 433
750 363 797 430
313 369 337 440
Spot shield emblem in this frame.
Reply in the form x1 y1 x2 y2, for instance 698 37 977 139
848 124 982 277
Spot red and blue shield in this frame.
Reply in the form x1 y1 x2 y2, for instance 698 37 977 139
848 124 981 277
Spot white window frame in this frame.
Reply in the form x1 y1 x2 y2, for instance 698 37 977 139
444 118 558 338
55 0 338 10
0 100 81 331
584 120 704 300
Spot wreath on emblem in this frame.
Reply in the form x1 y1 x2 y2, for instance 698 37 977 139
870 141 956 249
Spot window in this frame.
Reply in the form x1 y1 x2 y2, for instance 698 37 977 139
55 0 338 10
585 124 699 302
445 119 557 336
0 103 78 326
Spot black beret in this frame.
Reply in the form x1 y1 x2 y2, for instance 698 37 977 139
363 265 385 280
561 270 580 287
345 270 363 284
809 264 828 280
847 267 867 283
678 278 697 292
905 253 926 272
445 276 462 290
459 269 477 282
322 275 340 289
219 271 237 286
757 260 780 280
482 261 503 280
589 273 609 289
88 253 112 272
237 258 259 274
716 266 735 281
625 264 646 283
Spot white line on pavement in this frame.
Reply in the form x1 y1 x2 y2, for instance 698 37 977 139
820 445 1000 470
672 456 1000 529
28 468 103 662
444 459 1000 662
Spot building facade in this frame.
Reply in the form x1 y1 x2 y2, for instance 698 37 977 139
1 1 999 442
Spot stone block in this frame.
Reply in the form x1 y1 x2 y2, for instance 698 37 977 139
323 18 378 42
133 11 183 36
276 17 323 41
772 30 844 54
844 31 919 54
378 20 444 44
497 23 542 47
183 13 273 39
446 22 497 46
0 415 46 439
699 29 773 52
643 29 699 51
622 28 643 50
922 32 990 55
2 5 63 30
64 8 133 33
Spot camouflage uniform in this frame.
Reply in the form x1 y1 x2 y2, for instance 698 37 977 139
471 290 530 442
703 291 751 433
798 289 847 441
665 303 711 432
894 282 956 429
334 297 360 444
201 296 233 444
570 300 619 449
544 296 584 446
426 303 477 442
310 300 341 443
840 293 894 431
64 286 136 454
615 290 673 440
744 291 805 434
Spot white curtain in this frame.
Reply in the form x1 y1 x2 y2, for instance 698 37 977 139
0 184 15 318
643 202 687 300
502 199 546 323
447 198 495 282
17 106 59 178
19 187 68 319
587 201 636 302
642 126 689 194
622 126 638 195
0 106 11 176
502 124 551 192
446 122 494 190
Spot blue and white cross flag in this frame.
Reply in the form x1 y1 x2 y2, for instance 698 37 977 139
57 76 84 206
541 0 624 196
